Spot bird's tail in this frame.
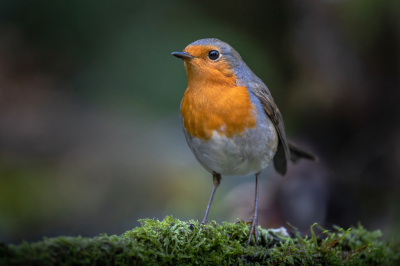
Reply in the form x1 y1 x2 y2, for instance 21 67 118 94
288 141 318 163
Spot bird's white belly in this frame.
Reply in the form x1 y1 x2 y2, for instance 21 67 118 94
183 121 278 176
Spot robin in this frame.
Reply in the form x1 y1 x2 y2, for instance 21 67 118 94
172 38 316 246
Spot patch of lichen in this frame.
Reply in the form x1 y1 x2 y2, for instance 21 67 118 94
1 216 399 265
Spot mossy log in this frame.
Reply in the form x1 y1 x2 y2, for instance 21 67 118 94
1 216 399 265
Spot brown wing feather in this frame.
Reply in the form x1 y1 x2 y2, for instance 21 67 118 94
253 84 318 175
253 89 290 175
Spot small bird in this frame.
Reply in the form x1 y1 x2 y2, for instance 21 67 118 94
172 38 316 246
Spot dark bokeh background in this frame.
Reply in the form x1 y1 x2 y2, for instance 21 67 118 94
1 0 399 244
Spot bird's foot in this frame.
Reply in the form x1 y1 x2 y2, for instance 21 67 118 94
245 215 258 247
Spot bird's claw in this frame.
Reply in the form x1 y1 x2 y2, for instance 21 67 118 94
245 216 258 247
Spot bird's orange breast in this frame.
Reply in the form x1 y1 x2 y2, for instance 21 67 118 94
180 75 257 141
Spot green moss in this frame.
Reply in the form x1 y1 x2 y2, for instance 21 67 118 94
1 216 399 265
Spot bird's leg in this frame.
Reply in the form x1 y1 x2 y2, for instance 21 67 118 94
245 172 260 247
201 172 221 224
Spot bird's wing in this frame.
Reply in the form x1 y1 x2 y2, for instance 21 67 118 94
251 81 290 175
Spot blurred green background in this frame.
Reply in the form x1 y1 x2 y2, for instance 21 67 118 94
0 0 399 244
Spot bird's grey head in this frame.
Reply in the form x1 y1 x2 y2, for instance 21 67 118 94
172 38 256 83
187 38 245 68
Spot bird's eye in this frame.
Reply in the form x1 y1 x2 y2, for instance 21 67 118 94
208 50 220 60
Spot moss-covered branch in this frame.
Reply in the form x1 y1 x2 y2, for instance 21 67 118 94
1 216 399 265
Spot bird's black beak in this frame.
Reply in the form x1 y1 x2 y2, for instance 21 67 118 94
171 51 195 60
